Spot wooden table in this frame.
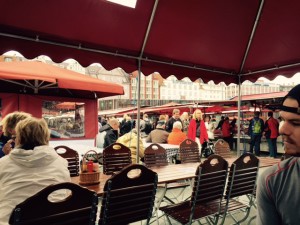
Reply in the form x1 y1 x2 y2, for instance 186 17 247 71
225 156 280 168
71 156 280 195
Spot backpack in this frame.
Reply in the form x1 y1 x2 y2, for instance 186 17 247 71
253 119 262 134
144 120 152 135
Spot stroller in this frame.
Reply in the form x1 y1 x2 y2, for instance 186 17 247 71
201 140 215 158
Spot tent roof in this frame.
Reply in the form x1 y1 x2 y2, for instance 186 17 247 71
1 0 300 84
230 91 288 101
0 61 124 99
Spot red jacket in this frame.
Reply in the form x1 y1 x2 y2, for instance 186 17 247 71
264 117 279 139
222 120 231 137
187 119 208 144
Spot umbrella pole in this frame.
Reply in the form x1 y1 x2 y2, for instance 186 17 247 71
136 60 142 164
237 76 242 157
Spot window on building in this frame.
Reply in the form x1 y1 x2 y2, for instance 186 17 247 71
43 101 85 139
4 57 12 62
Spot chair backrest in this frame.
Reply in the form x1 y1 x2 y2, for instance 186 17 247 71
9 182 98 225
190 155 228 206
54 145 80 177
144 143 168 167
214 139 233 158
102 143 132 175
224 152 259 199
99 164 158 225
179 138 200 163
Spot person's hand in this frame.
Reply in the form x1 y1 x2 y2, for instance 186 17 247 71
2 139 14 155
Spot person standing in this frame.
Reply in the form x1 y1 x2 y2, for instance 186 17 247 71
181 112 190 135
256 84 300 225
216 116 225 130
165 109 182 133
248 111 264 156
222 117 233 149
230 118 238 150
204 115 215 141
187 109 209 153
264 111 279 158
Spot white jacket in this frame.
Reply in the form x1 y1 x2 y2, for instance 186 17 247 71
0 145 71 225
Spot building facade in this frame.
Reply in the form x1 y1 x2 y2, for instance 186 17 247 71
0 52 297 111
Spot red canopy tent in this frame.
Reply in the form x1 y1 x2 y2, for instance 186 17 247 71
1 0 300 83
1 0 299 156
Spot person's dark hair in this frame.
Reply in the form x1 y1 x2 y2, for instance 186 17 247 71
268 111 273 117
280 84 300 115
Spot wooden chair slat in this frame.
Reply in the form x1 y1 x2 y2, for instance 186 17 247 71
9 182 98 225
102 143 132 175
179 139 200 163
54 146 80 177
99 164 158 225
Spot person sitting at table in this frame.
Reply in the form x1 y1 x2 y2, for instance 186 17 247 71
96 118 120 148
0 111 31 158
117 128 145 163
0 117 71 224
145 120 169 143
168 121 187 145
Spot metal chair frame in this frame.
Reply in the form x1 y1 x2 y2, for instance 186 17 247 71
217 152 259 225
160 155 229 225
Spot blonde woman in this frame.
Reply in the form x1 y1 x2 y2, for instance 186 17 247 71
187 109 209 151
181 112 190 135
0 111 31 157
0 117 71 224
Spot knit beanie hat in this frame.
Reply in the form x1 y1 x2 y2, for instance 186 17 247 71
281 84 300 115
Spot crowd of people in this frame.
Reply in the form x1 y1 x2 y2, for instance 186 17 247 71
96 104 285 163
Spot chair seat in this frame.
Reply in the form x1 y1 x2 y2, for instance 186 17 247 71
218 198 251 214
160 200 221 224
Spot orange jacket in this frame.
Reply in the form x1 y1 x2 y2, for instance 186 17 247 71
168 128 187 145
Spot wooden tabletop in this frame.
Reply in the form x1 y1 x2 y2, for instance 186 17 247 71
71 156 280 195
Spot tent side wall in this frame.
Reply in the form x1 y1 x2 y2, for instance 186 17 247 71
0 93 98 139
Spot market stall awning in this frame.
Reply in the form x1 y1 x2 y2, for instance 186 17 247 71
0 61 124 99
0 0 300 84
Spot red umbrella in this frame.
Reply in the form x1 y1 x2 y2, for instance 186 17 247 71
0 61 124 99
